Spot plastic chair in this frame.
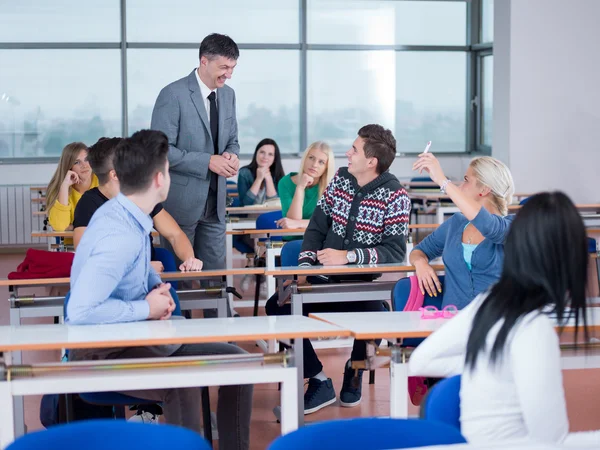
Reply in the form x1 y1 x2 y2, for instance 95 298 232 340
6 419 211 450
280 239 303 267
267 417 466 450
252 210 284 316
391 276 445 347
63 292 211 443
153 247 179 304
588 237 597 254
519 197 531 205
422 375 462 431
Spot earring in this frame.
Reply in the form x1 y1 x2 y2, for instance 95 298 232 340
479 193 483 197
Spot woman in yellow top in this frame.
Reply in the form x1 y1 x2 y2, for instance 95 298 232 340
46 142 99 231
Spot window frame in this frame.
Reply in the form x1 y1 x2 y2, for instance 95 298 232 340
0 0 488 163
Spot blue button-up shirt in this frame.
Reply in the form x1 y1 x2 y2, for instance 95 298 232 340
67 193 161 325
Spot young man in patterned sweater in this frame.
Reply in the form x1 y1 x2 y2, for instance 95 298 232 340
266 124 411 414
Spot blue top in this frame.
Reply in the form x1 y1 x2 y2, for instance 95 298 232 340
67 193 160 325
415 207 515 309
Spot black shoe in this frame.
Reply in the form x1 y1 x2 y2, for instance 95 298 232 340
340 359 363 407
304 378 336 415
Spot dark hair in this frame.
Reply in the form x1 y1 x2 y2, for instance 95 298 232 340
357 124 396 174
199 33 239 61
245 138 285 186
87 137 123 184
114 130 169 196
465 192 589 370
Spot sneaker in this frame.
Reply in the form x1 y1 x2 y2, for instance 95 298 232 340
304 378 336 414
128 410 159 424
240 274 253 293
339 359 363 408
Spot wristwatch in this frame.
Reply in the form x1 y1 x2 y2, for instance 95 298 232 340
346 250 357 264
440 178 451 194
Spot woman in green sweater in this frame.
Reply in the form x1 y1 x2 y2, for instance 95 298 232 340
276 141 335 230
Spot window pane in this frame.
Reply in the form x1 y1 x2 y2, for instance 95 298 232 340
481 55 493 147
481 0 494 43
396 52 466 153
307 51 396 153
307 51 466 153
0 50 122 158
127 50 300 154
0 0 120 43
126 0 299 43
307 0 466 45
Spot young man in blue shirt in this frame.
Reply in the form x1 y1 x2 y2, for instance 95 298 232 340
67 129 252 449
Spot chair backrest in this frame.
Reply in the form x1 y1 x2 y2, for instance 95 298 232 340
267 418 466 450
519 197 530 205
391 276 445 311
422 375 462 431
280 240 303 267
256 210 284 242
6 419 211 450
588 237 597 254
410 176 433 183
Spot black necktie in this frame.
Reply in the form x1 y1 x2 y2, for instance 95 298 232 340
208 91 219 155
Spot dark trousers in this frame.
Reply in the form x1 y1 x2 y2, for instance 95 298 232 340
265 289 386 379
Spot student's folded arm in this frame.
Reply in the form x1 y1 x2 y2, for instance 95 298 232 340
67 234 150 325
470 207 514 244
510 317 569 444
153 209 194 262
408 300 479 377
237 170 258 206
151 87 211 180
47 201 72 232
298 175 335 266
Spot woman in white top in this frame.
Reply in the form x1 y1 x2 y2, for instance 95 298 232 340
410 192 599 446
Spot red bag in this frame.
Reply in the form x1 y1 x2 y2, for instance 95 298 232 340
8 249 74 280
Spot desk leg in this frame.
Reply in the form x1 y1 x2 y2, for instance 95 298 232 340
279 367 299 434
225 227 235 315
436 207 444 224
291 292 305 427
390 360 409 418
266 248 276 299
0 380 15 449
7 311 25 438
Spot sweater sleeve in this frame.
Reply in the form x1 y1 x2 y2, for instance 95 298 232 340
509 315 569 444
278 176 294 217
237 168 258 206
298 171 337 266
471 207 515 244
413 216 452 261
48 199 73 231
353 189 411 265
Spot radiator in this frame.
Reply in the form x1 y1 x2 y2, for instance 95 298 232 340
0 185 45 246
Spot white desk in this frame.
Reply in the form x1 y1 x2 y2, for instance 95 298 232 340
0 315 350 448
310 310 600 420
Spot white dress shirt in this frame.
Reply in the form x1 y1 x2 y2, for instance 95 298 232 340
195 68 216 122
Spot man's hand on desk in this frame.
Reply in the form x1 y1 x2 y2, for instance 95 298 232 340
180 257 203 272
317 249 348 266
210 154 238 178
146 283 175 320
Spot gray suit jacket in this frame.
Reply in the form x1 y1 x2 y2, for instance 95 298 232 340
151 69 240 225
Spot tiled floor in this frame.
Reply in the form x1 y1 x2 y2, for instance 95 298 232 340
1 250 599 449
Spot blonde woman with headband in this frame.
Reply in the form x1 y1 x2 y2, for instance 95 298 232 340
276 141 335 230
410 153 515 309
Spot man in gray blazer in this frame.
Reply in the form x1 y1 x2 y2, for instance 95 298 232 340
151 34 240 311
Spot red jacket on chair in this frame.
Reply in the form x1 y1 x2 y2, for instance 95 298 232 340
8 249 74 280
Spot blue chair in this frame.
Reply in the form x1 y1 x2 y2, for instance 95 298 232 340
519 197 531 205
6 419 211 450
252 210 284 316
422 375 462 431
153 247 180 312
281 239 303 267
391 276 445 347
588 237 597 254
63 293 211 443
267 418 466 449
226 180 237 194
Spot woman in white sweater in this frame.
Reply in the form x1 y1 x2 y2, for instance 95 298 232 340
409 192 599 446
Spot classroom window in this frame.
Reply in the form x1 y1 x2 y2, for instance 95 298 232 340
481 55 493 147
127 49 300 155
0 50 122 158
480 0 494 43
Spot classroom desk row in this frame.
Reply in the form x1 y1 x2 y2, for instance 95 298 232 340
1 299 598 448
